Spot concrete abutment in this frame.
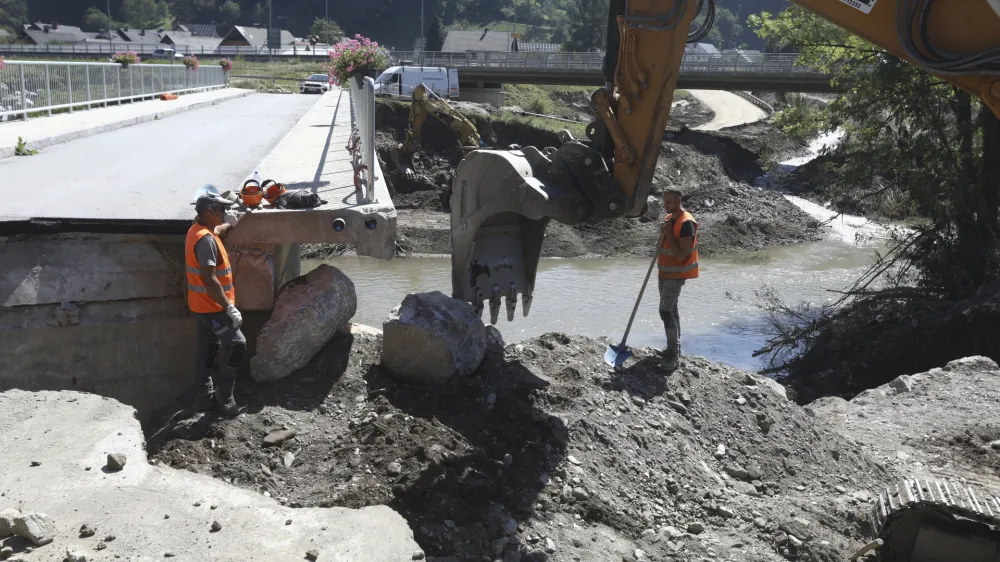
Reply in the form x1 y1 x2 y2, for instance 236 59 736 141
0 233 312 419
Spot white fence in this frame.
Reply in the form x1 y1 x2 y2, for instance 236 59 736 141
0 60 227 120
347 75 378 205
0 43 336 58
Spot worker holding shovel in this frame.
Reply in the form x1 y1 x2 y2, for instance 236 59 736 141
657 188 699 371
605 188 699 370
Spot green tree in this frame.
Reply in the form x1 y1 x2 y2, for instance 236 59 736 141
310 17 342 44
0 0 26 32
425 15 444 51
82 6 123 31
564 0 607 52
121 0 171 29
218 0 241 28
170 0 215 22
747 6 1000 378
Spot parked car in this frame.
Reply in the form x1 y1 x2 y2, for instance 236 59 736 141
150 48 184 60
300 74 330 94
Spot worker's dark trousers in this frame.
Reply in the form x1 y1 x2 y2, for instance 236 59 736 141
658 279 685 353
194 311 247 400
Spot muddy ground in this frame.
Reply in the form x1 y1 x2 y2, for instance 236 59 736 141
303 98 820 261
147 330 895 562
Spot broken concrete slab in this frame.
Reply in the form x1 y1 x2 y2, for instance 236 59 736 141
0 389 418 561
250 264 357 382
382 291 487 384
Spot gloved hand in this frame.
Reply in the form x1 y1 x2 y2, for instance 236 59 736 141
225 304 243 329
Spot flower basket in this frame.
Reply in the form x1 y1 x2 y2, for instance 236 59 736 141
112 51 140 68
183 55 200 71
327 34 389 89
219 58 233 72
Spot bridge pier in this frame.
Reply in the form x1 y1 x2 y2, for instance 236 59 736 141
460 82 505 106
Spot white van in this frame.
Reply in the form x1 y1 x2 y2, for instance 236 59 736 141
373 66 460 100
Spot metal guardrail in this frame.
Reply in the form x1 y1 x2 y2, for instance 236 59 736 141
347 76 378 205
0 60 227 120
0 43 336 58
386 51 820 76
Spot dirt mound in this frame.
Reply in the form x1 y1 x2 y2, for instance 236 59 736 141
147 332 894 562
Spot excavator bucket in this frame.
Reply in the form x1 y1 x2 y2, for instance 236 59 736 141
451 135 620 324
389 144 416 179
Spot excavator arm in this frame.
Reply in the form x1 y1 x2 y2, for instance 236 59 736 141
450 0 1000 323
391 83 485 177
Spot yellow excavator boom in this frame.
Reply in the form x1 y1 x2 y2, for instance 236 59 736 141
392 83 484 177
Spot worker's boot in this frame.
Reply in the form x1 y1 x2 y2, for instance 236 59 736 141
214 373 239 417
662 345 681 372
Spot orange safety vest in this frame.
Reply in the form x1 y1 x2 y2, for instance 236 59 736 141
184 222 236 313
658 210 699 280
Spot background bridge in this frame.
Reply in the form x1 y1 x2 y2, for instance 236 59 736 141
387 51 837 92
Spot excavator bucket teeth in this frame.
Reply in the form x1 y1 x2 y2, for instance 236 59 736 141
450 149 565 323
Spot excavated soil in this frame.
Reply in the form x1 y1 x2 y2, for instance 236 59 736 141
147 331 895 562
303 100 819 260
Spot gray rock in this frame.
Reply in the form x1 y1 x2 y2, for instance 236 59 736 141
662 526 683 539
412 550 426 560
757 376 788 400
944 356 999 373
717 506 736 518
251 265 357 382
667 401 689 415
79 523 96 537
545 538 556 553
263 429 297 447
491 537 508 556
686 522 705 534
65 547 88 562
14 512 56 546
724 463 749 481
644 196 664 221
572 487 589 500
524 551 548 562
0 508 19 537
0 546 12 559
387 462 402 476
210 521 222 533
779 519 813 541
753 517 768 529
306 549 319 561
382 291 487 384
485 325 506 353
888 375 915 394
283 452 295 468
107 453 127 471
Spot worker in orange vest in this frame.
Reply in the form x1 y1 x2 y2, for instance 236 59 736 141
657 188 699 371
185 192 245 416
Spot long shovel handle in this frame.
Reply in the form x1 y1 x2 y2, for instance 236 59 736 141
619 230 667 348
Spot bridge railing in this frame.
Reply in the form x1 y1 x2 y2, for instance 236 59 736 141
347 76 379 205
0 60 227 120
387 50 816 75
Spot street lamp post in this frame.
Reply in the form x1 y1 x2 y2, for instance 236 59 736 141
107 0 112 49
420 0 424 65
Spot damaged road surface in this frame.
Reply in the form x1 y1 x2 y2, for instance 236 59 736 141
145 330 908 562
0 390 419 561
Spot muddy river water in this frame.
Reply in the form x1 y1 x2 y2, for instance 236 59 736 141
306 133 889 371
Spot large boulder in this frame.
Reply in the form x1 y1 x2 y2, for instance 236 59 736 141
382 291 487 384
250 265 357 382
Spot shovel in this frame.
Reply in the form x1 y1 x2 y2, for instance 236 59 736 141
605 230 667 368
